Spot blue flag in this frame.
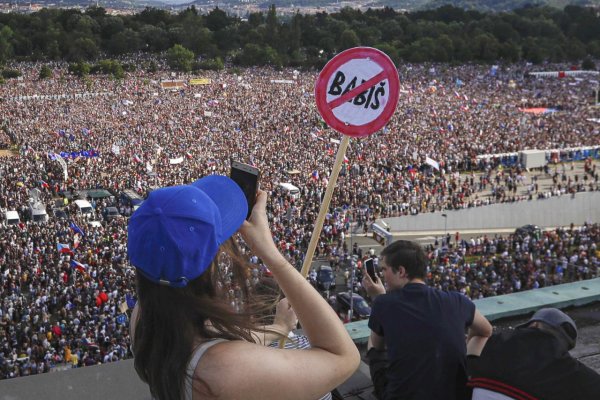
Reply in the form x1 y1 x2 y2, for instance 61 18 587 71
126 293 137 309
69 221 85 237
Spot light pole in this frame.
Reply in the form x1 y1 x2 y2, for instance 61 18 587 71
441 213 448 243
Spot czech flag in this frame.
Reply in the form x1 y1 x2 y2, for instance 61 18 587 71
57 243 73 255
70 259 87 273
311 170 319 181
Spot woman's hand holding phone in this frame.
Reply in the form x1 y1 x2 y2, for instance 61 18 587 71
239 190 285 268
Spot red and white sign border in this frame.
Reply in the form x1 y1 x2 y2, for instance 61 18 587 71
314 47 400 137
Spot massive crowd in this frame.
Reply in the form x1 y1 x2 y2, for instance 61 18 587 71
427 223 600 299
1 58 599 379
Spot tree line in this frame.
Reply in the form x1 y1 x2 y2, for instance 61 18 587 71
0 4 598 71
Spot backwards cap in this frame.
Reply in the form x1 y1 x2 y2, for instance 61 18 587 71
127 175 247 287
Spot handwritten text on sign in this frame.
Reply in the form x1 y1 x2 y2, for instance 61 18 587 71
325 59 389 126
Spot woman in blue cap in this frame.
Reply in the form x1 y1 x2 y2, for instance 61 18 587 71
128 175 359 400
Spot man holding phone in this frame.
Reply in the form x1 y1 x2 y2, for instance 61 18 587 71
364 258 378 283
362 240 492 400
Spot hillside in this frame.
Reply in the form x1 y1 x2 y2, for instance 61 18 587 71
417 0 597 12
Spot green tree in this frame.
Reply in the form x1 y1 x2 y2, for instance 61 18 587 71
564 38 586 61
107 29 142 55
339 30 360 50
67 37 99 61
193 57 224 71
68 61 91 77
1 69 21 79
265 5 279 48
498 41 520 62
237 43 263 66
100 15 125 40
472 33 500 62
166 44 194 72
0 26 14 64
205 8 230 32
38 65 52 79
587 40 600 58
263 45 281 67
581 58 595 71
248 12 264 28
373 43 399 64
140 25 170 52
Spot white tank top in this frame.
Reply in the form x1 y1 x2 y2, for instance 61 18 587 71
184 339 227 400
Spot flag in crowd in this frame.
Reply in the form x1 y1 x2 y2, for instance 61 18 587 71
69 221 85 237
57 243 74 255
125 293 137 309
426 157 440 170
70 259 87 273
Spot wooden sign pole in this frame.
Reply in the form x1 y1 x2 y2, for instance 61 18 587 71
300 135 350 278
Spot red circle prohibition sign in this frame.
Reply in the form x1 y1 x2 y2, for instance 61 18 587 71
314 47 400 137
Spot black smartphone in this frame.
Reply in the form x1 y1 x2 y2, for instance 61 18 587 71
365 258 377 282
230 161 260 219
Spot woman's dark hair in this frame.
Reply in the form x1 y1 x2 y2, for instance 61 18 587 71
133 238 261 400
380 240 427 280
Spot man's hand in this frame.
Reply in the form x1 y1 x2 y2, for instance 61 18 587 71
362 272 386 299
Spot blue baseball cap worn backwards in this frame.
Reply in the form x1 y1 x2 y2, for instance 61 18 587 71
127 175 248 287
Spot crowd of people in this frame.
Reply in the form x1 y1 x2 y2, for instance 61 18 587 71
427 223 600 299
1 58 599 379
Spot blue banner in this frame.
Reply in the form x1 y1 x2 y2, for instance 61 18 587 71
49 149 100 159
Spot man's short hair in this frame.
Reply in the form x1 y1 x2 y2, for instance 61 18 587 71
380 240 427 280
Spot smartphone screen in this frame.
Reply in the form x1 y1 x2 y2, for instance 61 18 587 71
230 161 260 219
365 258 377 282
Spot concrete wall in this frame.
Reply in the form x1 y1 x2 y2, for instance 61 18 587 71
382 191 600 232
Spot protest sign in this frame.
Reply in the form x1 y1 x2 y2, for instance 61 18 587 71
314 47 400 138
301 48 400 278
190 78 211 85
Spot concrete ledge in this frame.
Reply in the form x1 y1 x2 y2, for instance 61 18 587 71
381 191 600 233
474 278 600 321
0 358 151 400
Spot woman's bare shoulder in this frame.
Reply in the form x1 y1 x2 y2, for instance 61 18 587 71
194 339 339 400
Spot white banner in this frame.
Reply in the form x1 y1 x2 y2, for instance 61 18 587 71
169 157 184 165
425 156 440 170
55 154 68 179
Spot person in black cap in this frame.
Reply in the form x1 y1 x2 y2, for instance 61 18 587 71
127 175 359 400
467 307 600 399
